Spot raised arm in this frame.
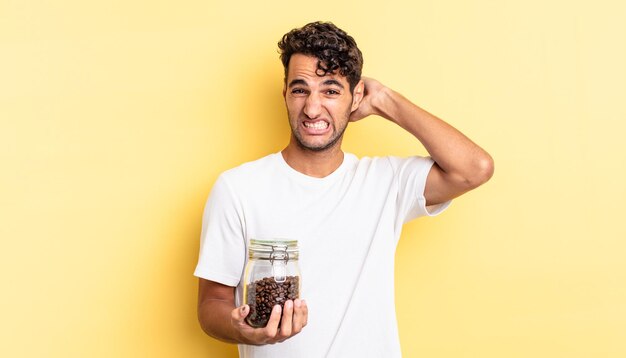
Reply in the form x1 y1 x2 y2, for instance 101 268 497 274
197 278 308 345
350 78 494 205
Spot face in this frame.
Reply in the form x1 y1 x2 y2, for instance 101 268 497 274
283 54 362 152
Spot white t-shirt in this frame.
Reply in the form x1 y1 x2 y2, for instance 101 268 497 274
194 152 450 358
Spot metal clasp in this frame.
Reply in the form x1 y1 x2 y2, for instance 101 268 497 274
269 245 289 283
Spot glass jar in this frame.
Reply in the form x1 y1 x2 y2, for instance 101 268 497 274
243 239 300 328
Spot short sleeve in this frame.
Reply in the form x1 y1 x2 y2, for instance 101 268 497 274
193 174 246 287
388 156 451 223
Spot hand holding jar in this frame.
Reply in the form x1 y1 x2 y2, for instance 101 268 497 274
229 239 307 344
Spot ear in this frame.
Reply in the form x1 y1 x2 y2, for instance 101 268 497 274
351 80 365 112
282 83 287 98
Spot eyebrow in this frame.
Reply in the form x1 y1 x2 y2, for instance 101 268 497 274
288 79 308 88
321 79 344 89
287 78 345 89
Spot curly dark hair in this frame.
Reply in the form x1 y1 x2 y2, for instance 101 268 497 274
278 21 363 92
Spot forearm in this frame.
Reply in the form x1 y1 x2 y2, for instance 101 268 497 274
374 87 494 187
198 299 244 344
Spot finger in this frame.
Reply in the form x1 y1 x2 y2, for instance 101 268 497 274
263 305 282 341
231 305 250 325
292 299 304 333
301 299 308 327
349 111 364 122
279 300 294 338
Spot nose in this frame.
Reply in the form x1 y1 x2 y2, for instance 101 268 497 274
303 93 322 119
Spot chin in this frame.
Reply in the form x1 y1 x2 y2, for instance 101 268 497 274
299 138 342 152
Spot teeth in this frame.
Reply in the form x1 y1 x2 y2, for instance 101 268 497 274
304 121 328 129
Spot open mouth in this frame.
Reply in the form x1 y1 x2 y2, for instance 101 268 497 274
302 120 329 131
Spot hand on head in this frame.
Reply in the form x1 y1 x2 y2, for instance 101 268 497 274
349 77 387 122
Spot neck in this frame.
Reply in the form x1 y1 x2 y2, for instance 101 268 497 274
281 141 345 178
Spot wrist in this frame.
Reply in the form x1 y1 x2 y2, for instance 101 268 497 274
371 86 397 122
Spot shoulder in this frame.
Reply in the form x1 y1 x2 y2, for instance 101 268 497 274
205 153 279 205
385 155 434 171
220 153 280 181
349 154 432 173
211 153 282 197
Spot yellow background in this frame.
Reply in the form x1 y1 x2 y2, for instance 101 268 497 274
1 0 625 357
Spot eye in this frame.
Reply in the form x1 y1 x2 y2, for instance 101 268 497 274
291 88 306 95
325 89 340 95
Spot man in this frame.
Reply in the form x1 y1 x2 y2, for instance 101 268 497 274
195 21 493 357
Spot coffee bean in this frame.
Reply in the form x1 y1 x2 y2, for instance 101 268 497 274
245 276 300 328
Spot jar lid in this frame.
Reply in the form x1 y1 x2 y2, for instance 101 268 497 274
249 239 298 250
248 239 299 257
